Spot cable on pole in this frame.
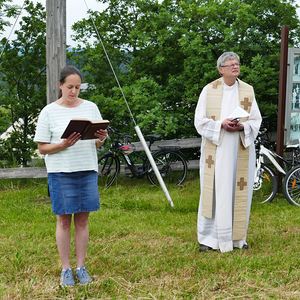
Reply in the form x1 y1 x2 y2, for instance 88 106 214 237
0 0 26 61
81 0 174 207
83 0 137 127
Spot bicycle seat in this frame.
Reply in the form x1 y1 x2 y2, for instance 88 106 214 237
286 144 300 149
119 144 134 154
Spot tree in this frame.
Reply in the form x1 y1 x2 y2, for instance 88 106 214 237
0 0 19 34
0 0 46 166
71 0 300 138
0 106 9 133
0 0 21 137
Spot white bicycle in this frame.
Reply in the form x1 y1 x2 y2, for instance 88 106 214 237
253 129 300 203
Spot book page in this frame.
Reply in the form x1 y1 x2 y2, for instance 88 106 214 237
61 120 90 139
227 106 250 119
81 120 110 140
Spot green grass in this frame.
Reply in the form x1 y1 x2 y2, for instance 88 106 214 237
1 175 300 299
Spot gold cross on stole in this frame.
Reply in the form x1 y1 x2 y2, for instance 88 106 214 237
237 177 247 190
205 155 214 168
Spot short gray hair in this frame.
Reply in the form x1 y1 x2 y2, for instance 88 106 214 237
217 52 240 68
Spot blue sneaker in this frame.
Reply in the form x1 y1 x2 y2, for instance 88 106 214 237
60 268 75 287
75 266 93 285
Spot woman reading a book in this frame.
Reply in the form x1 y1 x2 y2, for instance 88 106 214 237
34 65 107 287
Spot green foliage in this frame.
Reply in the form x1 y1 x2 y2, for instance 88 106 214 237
242 54 279 129
0 128 37 167
0 0 20 32
0 0 46 166
71 0 300 139
0 0 299 165
0 106 10 133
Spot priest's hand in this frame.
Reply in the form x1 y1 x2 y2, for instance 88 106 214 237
222 119 243 132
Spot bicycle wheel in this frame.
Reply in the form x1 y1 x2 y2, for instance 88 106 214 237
146 150 187 186
253 164 277 203
283 165 300 206
292 148 300 166
98 153 120 188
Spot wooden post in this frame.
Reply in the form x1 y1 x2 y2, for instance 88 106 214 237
46 0 66 103
276 26 288 156
276 25 289 189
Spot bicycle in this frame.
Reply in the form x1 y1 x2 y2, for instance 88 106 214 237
283 164 300 206
98 127 188 189
253 128 300 203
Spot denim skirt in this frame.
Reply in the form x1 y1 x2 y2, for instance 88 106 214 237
48 171 100 215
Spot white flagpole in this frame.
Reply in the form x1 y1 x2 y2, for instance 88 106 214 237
135 125 174 207
83 0 174 207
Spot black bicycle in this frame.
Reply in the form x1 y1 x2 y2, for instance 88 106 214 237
283 165 300 206
98 128 188 188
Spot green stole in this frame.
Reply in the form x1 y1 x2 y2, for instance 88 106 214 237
202 78 254 240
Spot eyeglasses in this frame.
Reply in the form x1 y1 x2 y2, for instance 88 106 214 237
221 63 240 68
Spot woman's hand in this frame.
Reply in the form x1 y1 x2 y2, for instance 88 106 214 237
61 132 81 148
95 129 108 141
95 129 108 148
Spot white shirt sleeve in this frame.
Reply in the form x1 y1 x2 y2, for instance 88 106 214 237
93 103 102 120
34 107 51 143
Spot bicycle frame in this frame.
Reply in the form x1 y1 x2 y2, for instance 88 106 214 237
254 143 285 183
107 140 149 178
109 135 165 178
253 144 285 193
257 145 286 175
122 151 147 177
252 127 300 203
99 128 188 190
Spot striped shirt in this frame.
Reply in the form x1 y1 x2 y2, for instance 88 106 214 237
34 100 102 173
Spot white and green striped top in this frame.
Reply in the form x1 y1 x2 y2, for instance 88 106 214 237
34 100 102 173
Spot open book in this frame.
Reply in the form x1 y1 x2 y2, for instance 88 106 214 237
61 119 110 140
227 106 250 120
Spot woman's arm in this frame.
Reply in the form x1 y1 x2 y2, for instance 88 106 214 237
37 132 81 155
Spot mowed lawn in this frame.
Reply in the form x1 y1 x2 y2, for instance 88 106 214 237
1 175 300 299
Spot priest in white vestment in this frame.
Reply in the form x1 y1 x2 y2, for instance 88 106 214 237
194 52 262 253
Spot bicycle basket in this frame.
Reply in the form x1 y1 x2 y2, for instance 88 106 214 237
119 144 134 155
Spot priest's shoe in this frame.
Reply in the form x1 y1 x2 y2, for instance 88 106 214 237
199 244 213 252
234 244 249 250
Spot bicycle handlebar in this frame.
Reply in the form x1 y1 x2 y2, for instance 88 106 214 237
107 126 162 146
107 126 133 143
257 127 268 137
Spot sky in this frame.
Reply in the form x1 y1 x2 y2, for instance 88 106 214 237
2 0 300 47
1 0 106 46
296 0 300 17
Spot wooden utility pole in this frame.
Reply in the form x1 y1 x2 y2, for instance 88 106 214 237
276 26 289 157
276 25 289 190
46 0 66 103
